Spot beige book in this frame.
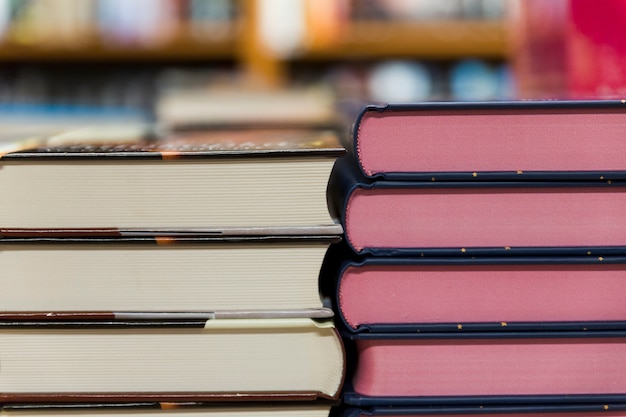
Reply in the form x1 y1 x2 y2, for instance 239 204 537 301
0 235 338 316
0 127 344 232
0 319 345 402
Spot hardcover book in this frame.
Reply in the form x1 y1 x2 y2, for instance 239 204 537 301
0 318 345 403
342 404 626 417
0 234 338 317
335 256 626 333
352 101 626 181
0 127 345 234
0 403 337 417
343 330 626 405
329 156 626 255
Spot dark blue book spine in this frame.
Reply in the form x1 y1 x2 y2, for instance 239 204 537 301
341 403 626 415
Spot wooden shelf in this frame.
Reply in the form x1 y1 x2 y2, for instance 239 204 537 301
0 28 238 62
301 20 508 61
0 20 509 63
0 17 509 88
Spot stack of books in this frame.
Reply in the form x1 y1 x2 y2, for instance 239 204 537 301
328 100 626 417
0 123 346 416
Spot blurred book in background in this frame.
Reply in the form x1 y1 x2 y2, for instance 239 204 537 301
0 0 239 47
567 0 626 98
156 81 341 130
511 0 626 99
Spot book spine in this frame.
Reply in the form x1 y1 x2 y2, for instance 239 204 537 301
327 154 366 235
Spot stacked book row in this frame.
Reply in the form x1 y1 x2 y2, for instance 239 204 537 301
327 100 626 417
0 125 347 416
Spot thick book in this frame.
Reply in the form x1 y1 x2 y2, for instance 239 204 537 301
329 156 626 256
156 87 341 131
0 234 338 317
0 318 345 403
335 256 626 333
352 101 626 181
0 127 345 234
342 404 626 416
0 403 337 416
343 330 626 405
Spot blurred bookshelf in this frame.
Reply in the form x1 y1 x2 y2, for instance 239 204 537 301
0 0 515 125
243 0 511 100
0 32 237 62
0 0 240 61
302 20 506 60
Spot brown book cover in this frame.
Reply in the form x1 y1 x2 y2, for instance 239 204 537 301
1 128 346 160
0 401 339 416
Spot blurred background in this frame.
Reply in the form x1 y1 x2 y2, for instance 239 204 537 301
0 0 623 126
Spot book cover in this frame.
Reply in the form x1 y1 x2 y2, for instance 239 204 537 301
0 402 338 416
0 234 339 316
0 318 345 403
0 127 345 233
351 101 626 181
329 155 626 256
342 404 626 416
1 402 337 416
335 255 626 333
342 330 626 405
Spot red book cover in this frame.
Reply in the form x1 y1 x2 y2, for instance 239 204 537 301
329 156 626 255
343 404 626 417
336 256 626 332
350 101 626 181
346 331 626 401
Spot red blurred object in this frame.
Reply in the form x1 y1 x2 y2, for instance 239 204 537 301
568 0 626 98
512 0 626 99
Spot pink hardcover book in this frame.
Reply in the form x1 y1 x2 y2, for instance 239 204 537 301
352 101 626 181
336 256 626 332
329 156 626 255
343 404 626 417
345 331 626 403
